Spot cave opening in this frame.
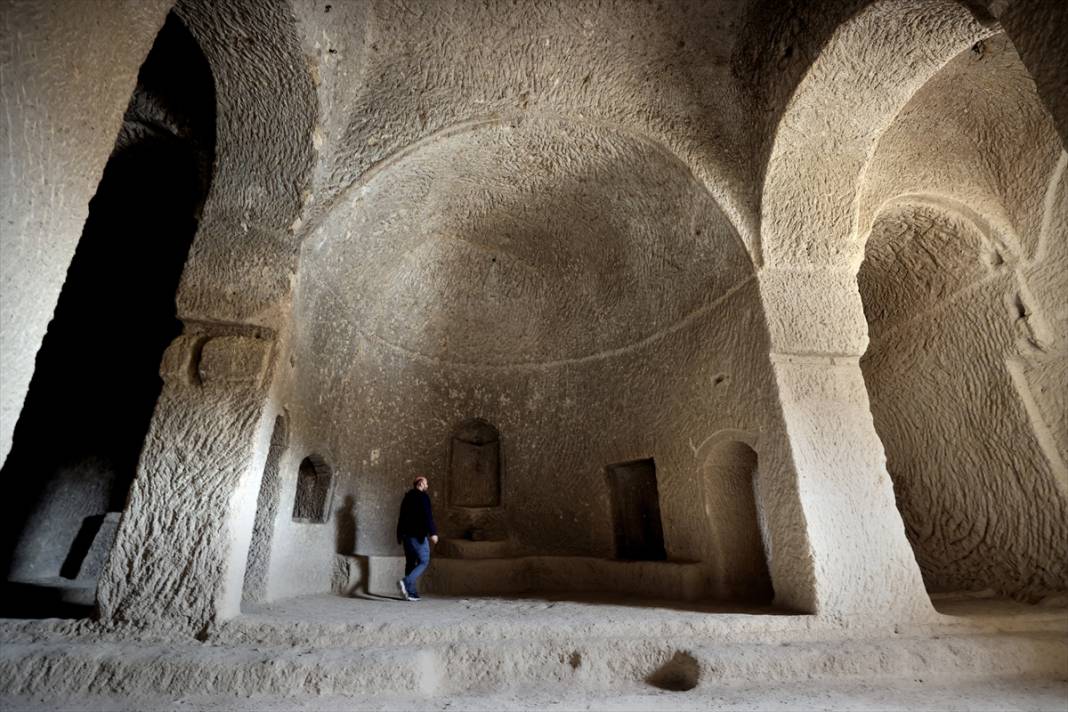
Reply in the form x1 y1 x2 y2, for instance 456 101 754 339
0 12 216 617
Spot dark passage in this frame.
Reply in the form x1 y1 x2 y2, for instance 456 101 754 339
607 458 667 561
0 13 215 617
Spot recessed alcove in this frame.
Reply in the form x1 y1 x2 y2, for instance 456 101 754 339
292 455 334 524
291 114 785 608
448 419 502 509
701 441 773 603
606 458 667 562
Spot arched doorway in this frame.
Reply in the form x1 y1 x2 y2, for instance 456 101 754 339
701 440 773 603
856 33 1068 601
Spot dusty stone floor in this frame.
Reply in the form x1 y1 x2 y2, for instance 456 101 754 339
2 592 1066 709
3 678 1067 711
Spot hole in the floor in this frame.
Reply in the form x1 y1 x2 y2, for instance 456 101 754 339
569 651 582 669
646 650 699 691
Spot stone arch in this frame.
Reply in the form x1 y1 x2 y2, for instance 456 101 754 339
169 0 318 327
741 2 1002 619
292 454 334 523
95 0 320 629
759 0 994 272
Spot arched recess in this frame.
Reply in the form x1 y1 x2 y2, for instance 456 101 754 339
699 433 774 604
858 199 1068 599
291 108 826 599
292 455 335 523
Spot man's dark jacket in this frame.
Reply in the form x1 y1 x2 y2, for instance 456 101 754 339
396 488 437 543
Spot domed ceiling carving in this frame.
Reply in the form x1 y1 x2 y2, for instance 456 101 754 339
298 116 752 366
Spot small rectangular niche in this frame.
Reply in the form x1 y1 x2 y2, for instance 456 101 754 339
606 458 666 561
449 419 501 508
292 455 333 523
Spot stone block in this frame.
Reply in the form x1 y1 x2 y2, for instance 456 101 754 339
197 336 272 386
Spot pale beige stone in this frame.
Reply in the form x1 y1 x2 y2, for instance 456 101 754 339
0 0 1065 707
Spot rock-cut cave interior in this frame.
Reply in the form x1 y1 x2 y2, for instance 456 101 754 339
0 0 1066 709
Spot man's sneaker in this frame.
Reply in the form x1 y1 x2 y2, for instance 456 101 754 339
409 593 422 601
397 579 412 601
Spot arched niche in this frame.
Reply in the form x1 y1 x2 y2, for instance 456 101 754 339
448 419 501 509
701 439 773 603
858 199 1068 599
292 455 334 524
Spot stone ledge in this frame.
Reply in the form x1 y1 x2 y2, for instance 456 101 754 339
335 554 711 601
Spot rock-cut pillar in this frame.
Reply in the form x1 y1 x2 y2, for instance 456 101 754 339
97 332 277 632
759 267 934 621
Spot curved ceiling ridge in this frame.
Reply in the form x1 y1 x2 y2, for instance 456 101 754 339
303 110 752 262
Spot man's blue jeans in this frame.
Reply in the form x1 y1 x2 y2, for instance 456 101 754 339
401 536 430 597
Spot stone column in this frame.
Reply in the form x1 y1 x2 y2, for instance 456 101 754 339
758 267 934 621
97 332 277 633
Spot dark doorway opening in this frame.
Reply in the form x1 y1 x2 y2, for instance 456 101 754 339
0 12 215 618
606 458 667 561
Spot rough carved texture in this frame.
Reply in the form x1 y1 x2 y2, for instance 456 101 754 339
861 206 1068 598
760 0 992 269
857 33 1068 600
0 0 173 465
0 0 1065 653
281 117 819 609
242 415 289 604
172 0 318 327
97 335 277 630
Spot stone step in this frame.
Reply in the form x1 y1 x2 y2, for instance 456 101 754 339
222 594 1068 650
0 640 439 698
1 629 1064 699
337 554 714 600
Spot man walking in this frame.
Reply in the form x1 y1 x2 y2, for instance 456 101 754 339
396 476 438 601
